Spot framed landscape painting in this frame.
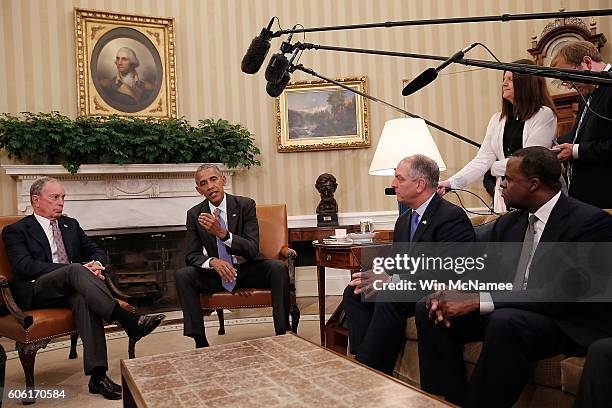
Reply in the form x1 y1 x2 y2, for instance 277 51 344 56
74 8 177 118
275 76 369 152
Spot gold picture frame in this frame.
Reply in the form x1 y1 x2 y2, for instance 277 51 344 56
74 8 177 118
275 76 369 152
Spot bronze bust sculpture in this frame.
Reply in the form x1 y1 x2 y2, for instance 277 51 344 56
315 173 339 226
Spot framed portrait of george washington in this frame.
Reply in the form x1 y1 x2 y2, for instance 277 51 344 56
74 8 177 118
275 76 369 152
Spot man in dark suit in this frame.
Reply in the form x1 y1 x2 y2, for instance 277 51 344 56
574 337 612 408
1 177 165 400
342 154 475 374
416 147 612 407
175 164 290 348
552 41 612 209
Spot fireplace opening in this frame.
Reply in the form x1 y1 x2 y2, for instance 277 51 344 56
89 227 186 314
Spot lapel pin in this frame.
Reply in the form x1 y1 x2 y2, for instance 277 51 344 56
232 213 237 217
422 220 427 225
63 224 68 228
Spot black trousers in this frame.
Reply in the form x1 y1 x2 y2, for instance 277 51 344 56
32 264 117 375
575 337 612 408
415 302 575 407
342 286 415 375
175 259 290 339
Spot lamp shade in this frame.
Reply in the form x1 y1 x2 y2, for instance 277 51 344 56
368 118 446 176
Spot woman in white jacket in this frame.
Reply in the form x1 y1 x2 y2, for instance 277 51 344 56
438 59 557 212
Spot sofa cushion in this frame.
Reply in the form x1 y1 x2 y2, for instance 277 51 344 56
560 356 585 396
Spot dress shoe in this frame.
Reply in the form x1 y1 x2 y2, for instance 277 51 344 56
88 375 122 400
131 313 165 341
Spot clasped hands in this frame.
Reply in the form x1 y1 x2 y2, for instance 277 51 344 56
348 269 389 298
83 260 105 280
425 290 479 328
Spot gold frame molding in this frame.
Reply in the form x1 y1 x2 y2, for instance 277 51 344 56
74 8 177 118
275 76 369 153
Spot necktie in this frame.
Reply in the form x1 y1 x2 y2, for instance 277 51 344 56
215 208 236 292
513 214 538 290
51 220 70 264
409 212 420 241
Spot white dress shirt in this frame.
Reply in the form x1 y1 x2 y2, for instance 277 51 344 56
33 213 60 263
480 191 562 314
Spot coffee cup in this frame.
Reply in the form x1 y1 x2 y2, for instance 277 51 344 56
334 228 347 238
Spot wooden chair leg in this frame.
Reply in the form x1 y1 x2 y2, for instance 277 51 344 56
68 333 78 359
128 337 136 359
290 303 301 334
216 309 225 335
16 340 50 405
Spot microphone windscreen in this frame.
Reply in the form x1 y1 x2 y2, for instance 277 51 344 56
266 72 291 97
385 187 396 195
241 36 271 74
264 53 289 83
401 68 438 96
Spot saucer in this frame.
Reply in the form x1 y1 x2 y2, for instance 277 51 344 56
348 232 375 243
330 235 350 241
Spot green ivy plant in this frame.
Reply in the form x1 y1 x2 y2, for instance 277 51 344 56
0 112 261 174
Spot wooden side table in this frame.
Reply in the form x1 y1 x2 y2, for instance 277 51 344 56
312 241 392 352
288 225 360 250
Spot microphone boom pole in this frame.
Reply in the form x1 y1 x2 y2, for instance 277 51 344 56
271 9 612 37
291 42 612 87
291 64 481 147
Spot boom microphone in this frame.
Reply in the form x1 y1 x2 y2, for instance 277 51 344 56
265 28 297 83
265 49 300 97
385 187 396 195
241 18 275 74
402 43 478 96
266 72 291 97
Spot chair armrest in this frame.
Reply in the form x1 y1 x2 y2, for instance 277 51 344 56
0 274 33 329
280 246 297 260
280 246 297 287
102 267 132 302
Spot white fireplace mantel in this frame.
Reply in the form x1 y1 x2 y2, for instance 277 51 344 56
2 163 238 231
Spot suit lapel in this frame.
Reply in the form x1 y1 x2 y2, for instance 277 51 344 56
57 216 73 261
530 195 571 273
199 200 217 255
577 86 604 142
411 194 441 243
25 215 53 261
226 194 239 233
539 195 571 243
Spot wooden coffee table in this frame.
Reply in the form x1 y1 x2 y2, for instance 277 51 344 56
121 333 451 407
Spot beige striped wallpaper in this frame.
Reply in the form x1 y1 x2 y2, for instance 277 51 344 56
1 0 611 216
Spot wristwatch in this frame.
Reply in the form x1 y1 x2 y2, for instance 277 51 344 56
220 230 231 242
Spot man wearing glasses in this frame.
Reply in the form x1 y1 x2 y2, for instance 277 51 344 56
551 40 612 209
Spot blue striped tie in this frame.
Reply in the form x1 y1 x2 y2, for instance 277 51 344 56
215 208 236 292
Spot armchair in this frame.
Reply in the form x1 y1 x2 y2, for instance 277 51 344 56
200 204 300 334
0 216 136 404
